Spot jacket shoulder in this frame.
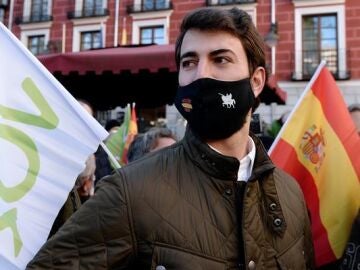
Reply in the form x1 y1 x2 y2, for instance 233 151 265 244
119 143 182 183
272 167 304 200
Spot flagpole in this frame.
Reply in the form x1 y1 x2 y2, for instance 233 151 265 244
100 142 121 169
268 60 327 154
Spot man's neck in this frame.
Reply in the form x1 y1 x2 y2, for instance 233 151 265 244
207 120 251 161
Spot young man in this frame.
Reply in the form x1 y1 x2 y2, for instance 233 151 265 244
27 8 314 269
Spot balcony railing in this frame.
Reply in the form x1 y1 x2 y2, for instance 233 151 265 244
67 8 109 19
127 0 173 13
206 0 256 6
0 0 9 8
15 14 52 24
291 49 351 81
32 40 62 56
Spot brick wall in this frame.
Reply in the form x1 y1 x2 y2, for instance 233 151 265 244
346 0 360 79
276 0 294 81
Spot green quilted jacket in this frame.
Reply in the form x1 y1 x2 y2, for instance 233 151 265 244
27 129 315 270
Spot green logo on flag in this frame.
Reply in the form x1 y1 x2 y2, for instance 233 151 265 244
0 77 59 257
0 77 59 129
0 209 22 256
0 124 39 202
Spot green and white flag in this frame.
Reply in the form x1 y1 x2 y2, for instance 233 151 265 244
0 22 108 269
105 104 130 166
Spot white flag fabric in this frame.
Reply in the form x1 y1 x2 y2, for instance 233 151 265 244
0 22 108 269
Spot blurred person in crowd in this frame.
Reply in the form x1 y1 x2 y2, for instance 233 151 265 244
105 119 121 134
348 103 360 135
127 127 177 162
75 154 96 203
77 100 114 181
27 7 314 269
93 119 121 183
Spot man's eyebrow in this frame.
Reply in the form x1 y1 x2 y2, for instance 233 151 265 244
209 49 235 57
180 51 197 61
180 49 235 61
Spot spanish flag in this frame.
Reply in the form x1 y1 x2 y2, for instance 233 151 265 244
269 62 360 267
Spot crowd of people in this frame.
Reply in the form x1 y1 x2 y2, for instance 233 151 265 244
25 6 359 270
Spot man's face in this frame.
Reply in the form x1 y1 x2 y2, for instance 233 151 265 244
178 29 250 86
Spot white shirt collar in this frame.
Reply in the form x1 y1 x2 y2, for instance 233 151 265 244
207 136 256 182
238 137 256 182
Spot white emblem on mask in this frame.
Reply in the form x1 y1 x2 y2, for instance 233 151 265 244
219 93 236 108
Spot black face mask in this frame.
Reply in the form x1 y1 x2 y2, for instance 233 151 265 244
175 78 255 140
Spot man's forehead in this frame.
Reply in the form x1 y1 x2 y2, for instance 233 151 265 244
180 29 244 56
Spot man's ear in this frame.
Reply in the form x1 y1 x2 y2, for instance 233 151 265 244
250 66 266 98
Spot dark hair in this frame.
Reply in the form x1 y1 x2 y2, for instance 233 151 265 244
105 119 121 132
127 127 176 162
175 7 268 111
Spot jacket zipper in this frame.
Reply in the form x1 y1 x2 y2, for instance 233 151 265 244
235 180 247 270
241 181 247 270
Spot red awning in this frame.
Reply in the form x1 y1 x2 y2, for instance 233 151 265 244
38 44 177 75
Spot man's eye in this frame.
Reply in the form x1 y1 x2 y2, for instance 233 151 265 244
181 60 195 68
214 57 230 64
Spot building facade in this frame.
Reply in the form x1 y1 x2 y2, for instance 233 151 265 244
1 0 360 129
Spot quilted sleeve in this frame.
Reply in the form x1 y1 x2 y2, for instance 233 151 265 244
26 173 135 270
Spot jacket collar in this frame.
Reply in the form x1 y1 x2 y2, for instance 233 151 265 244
182 127 275 181
248 133 276 181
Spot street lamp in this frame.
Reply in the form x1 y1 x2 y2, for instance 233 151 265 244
264 22 279 48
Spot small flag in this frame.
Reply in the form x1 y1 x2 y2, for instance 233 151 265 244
105 104 130 166
269 62 360 267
